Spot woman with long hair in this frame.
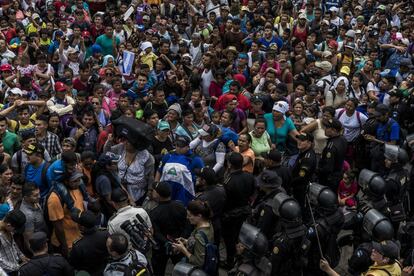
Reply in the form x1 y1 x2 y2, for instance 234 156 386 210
172 200 214 268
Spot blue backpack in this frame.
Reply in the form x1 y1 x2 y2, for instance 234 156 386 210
198 231 219 276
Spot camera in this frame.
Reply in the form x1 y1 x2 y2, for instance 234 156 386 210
120 214 158 253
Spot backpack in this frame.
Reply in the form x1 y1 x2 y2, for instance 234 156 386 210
385 119 407 146
107 250 150 276
42 186 64 238
337 109 363 129
198 230 219 276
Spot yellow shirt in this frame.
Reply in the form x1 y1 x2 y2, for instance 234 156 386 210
363 262 402 276
9 113 37 133
139 51 158 70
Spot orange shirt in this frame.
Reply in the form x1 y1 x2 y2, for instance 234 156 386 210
241 148 255 174
48 189 85 248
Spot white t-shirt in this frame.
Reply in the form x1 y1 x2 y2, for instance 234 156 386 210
201 68 214 98
336 108 367 142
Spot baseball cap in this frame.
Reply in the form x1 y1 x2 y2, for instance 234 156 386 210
321 19 330 26
175 135 191 147
198 124 219 137
9 87 23 96
195 167 217 185
296 132 314 142
140 41 153 51
0 64 12 72
153 181 171 198
345 29 355 38
250 95 263 104
299 13 307 19
372 240 400 260
257 170 282 189
262 149 282 162
324 118 342 131
157 120 170 131
355 5 363 10
345 42 356 50
272 101 289 115
98 152 121 166
111 188 129 203
54 82 66 92
63 137 76 147
315 61 333 72
81 31 91 38
329 7 339 13
24 143 45 155
374 104 390 117
340 66 351 76
67 47 80 55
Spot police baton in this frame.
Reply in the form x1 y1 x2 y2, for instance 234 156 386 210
306 193 324 259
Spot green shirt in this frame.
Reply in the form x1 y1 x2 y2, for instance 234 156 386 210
95 34 120 57
2 131 20 156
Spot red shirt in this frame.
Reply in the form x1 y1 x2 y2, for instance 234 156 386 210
73 77 88 92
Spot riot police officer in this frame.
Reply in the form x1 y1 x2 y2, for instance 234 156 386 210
306 183 344 275
348 209 395 275
383 144 410 224
250 170 285 239
270 193 310 276
229 222 272 276
290 132 317 209
358 169 388 214
318 118 347 191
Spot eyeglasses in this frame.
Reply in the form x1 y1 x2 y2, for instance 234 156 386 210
92 102 100 105
106 73 113 76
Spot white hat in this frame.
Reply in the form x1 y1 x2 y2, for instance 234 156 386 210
9 87 23 96
329 7 339 13
315 61 333 72
140 41 153 51
182 53 192 62
298 13 307 20
272 101 289 115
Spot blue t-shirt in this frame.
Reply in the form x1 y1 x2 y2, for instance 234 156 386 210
25 161 49 197
264 113 296 151
376 119 400 142
258 36 283 50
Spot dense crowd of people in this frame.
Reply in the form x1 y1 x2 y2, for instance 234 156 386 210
0 0 414 275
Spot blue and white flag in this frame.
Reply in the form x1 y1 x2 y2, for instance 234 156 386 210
122 50 135 76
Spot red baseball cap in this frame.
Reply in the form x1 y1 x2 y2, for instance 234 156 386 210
0 64 12 72
81 31 90 38
54 82 66 92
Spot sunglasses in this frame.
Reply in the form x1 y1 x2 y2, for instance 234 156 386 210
106 73 113 76
92 102 100 105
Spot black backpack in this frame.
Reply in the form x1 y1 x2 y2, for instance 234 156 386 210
198 231 219 276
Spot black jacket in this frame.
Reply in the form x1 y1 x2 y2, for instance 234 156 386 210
69 228 110 276
19 254 74 276
149 200 187 246
223 170 256 212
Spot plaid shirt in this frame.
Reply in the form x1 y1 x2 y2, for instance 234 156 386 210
0 231 24 272
38 131 62 159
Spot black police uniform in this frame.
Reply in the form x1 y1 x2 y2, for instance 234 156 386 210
19 254 74 276
250 189 284 240
318 134 347 191
269 164 291 192
69 228 110 275
384 163 410 223
229 223 272 276
291 148 317 208
222 170 256 267
149 199 187 276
